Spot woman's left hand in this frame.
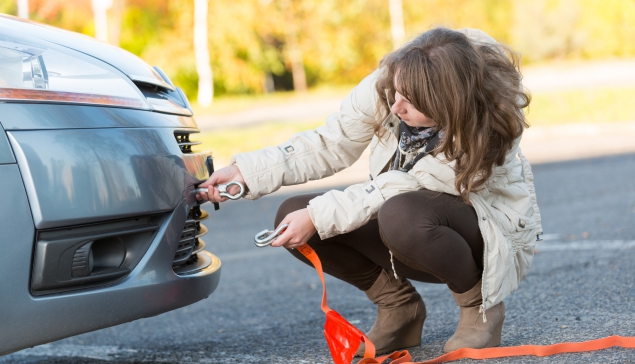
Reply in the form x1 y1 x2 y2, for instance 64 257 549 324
270 208 317 249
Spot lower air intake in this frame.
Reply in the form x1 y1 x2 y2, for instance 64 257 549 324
173 204 208 272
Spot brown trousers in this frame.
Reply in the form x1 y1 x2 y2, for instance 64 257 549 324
275 190 484 294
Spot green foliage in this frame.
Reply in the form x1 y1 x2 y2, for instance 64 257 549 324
527 86 635 126
0 1 17 15
6 0 635 97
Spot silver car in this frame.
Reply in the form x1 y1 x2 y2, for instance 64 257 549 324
0 15 221 355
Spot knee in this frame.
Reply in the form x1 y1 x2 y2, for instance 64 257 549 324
378 191 438 251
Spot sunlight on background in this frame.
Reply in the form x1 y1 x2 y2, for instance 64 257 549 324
3 0 634 165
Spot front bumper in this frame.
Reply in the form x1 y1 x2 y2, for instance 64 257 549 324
0 104 222 355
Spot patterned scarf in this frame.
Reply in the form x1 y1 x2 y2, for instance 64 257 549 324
392 120 443 172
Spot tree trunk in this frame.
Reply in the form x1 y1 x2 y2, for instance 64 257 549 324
194 0 213 107
92 0 113 42
285 33 307 93
388 0 405 49
279 0 307 93
107 0 125 47
17 0 28 19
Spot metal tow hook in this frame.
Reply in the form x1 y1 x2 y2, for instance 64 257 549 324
194 181 246 200
254 224 289 247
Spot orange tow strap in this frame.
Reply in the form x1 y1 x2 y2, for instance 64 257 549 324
296 244 376 364
296 244 635 364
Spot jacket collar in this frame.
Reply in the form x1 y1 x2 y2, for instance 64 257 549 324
381 113 400 138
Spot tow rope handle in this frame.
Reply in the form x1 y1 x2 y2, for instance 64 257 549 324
296 244 635 364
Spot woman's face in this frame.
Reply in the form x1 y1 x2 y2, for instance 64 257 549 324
391 91 436 127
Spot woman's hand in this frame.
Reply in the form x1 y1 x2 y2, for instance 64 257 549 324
271 208 317 249
196 165 245 203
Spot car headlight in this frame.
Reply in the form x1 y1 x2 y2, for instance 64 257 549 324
0 33 149 109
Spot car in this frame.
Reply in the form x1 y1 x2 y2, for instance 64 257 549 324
0 14 221 355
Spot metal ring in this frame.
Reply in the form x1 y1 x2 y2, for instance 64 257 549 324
219 181 246 200
193 181 246 200
254 224 289 247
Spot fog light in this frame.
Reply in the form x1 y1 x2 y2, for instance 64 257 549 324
91 237 126 273
71 237 126 278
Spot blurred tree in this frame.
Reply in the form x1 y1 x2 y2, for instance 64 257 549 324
107 0 125 46
388 0 405 49
92 0 113 42
5 0 634 97
1 1 17 17
403 0 514 44
17 0 28 18
28 0 93 35
512 0 581 62
278 0 307 92
194 0 213 106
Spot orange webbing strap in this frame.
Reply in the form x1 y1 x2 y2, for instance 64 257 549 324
296 244 377 359
357 335 635 363
296 244 331 314
296 244 635 363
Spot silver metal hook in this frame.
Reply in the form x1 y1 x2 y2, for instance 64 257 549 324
194 181 246 200
254 224 289 247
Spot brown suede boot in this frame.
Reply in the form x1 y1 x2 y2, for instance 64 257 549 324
356 269 426 356
443 280 505 353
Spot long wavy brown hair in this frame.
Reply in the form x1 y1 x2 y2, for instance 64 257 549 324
374 28 530 203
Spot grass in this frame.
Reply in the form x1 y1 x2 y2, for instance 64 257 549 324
190 84 353 116
196 85 635 166
526 86 635 126
197 119 325 166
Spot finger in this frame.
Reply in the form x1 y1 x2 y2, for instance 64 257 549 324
198 173 218 188
227 184 241 196
210 186 230 203
271 228 292 247
210 186 222 203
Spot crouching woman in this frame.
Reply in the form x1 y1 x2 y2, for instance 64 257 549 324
197 27 542 355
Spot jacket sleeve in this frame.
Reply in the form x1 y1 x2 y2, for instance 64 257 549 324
307 156 458 239
230 71 380 199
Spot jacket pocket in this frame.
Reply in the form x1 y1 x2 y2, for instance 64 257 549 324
491 200 537 235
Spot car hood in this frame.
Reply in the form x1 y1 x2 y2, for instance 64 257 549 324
0 14 173 91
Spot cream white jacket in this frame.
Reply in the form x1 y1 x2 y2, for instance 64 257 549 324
231 29 543 315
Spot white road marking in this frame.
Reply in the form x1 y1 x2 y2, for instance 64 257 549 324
539 233 562 241
536 240 635 252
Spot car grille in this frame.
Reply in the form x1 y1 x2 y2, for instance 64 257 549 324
172 129 215 274
173 204 208 267
174 131 201 154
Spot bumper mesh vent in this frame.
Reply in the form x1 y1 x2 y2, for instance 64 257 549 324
173 204 208 267
174 131 201 154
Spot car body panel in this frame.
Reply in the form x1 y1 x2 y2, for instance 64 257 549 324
0 167 221 354
0 103 197 131
0 126 15 164
8 127 206 229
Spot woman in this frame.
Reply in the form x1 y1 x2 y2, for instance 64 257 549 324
197 27 542 355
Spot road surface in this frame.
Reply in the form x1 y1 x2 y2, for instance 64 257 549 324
3 150 635 363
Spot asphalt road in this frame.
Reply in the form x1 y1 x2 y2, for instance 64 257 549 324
3 152 635 364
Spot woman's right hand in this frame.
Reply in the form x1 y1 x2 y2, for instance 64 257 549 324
196 165 246 203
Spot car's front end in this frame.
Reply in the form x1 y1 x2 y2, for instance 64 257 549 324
0 15 220 355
